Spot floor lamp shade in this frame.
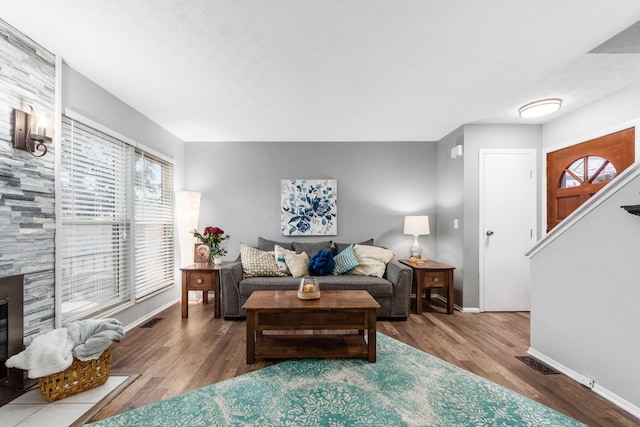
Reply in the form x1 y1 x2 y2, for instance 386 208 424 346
176 191 201 266
403 216 430 258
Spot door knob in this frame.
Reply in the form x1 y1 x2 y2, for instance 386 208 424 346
486 230 494 236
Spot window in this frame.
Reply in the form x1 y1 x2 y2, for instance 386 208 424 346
560 156 617 188
134 152 174 299
60 115 174 324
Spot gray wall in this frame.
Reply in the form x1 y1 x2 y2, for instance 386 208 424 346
461 124 542 309
184 141 437 259
543 82 640 150
435 127 464 305
61 63 186 328
530 80 640 412
530 173 640 409
0 19 56 341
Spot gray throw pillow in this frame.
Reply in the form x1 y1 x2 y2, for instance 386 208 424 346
292 241 332 257
258 237 293 251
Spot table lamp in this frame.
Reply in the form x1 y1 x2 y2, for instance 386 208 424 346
403 215 430 259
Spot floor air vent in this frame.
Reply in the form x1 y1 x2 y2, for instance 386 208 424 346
515 356 560 375
140 318 163 328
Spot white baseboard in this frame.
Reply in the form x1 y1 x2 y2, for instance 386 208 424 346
592 384 640 420
528 347 640 419
527 348 594 388
124 298 179 332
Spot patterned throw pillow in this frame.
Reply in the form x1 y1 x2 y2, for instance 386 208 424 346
283 251 310 278
333 244 359 275
274 244 295 275
240 243 286 278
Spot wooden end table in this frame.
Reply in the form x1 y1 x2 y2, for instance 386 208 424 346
399 259 455 315
181 262 228 319
242 290 380 364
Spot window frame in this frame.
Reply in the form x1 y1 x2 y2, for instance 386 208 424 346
56 110 175 326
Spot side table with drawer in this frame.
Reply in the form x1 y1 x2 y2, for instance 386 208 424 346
181 262 228 319
399 259 455 315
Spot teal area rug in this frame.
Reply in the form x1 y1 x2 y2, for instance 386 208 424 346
88 334 584 426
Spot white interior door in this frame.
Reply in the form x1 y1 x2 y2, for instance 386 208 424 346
479 149 536 311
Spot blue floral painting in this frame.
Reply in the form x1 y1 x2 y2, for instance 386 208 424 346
281 179 337 235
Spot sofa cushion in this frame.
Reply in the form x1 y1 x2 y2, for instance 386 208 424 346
274 244 295 275
284 251 310 277
333 244 359 275
258 237 293 251
292 240 332 256
308 249 335 276
238 275 393 298
334 238 374 255
348 244 394 278
240 243 286 278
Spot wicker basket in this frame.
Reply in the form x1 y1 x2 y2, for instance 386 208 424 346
39 347 112 402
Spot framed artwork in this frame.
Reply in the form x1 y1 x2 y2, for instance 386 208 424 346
281 179 337 236
194 243 210 263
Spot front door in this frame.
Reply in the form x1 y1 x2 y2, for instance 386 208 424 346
480 149 536 312
546 127 634 231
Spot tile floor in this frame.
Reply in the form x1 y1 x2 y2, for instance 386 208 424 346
0 375 131 426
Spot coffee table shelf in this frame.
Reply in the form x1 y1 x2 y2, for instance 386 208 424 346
254 335 369 360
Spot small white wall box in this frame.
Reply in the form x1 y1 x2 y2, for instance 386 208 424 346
451 145 463 159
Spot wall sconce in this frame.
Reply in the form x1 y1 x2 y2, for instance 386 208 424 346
403 215 430 259
13 107 52 157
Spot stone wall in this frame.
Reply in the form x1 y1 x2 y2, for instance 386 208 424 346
0 19 56 341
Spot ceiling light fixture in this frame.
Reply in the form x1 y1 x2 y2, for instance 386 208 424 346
518 98 562 118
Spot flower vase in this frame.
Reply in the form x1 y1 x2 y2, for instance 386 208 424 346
212 256 222 265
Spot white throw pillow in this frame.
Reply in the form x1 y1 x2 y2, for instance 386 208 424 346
274 244 295 275
284 251 310 277
347 244 394 278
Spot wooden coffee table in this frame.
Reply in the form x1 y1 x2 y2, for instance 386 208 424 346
242 290 380 364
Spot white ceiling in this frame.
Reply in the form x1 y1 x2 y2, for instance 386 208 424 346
3 0 640 142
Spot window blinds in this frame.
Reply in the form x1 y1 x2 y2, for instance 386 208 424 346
60 117 132 323
134 152 174 299
60 115 174 323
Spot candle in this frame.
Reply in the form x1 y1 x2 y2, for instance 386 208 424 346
303 284 314 292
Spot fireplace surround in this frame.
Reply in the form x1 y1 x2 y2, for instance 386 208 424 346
0 274 24 390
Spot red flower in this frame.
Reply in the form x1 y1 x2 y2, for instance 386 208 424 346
205 226 224 235
194 226 230 257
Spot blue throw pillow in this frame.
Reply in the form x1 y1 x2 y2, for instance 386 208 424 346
333 244 359 275
308 249 335 276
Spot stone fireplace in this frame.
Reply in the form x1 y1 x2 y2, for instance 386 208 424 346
0 274 24 390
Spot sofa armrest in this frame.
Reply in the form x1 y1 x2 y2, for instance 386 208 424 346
384 259 413 318
220 261 243 318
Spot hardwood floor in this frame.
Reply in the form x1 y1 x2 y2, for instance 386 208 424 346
92 297 640 426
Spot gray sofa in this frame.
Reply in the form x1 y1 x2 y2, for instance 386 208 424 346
219 238 413 320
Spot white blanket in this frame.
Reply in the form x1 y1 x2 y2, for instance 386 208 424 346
5 318 125 378
5 328 74 378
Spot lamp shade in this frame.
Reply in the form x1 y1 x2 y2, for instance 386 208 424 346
403 216 430 236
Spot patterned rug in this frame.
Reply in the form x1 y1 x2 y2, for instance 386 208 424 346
87 334 584 426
